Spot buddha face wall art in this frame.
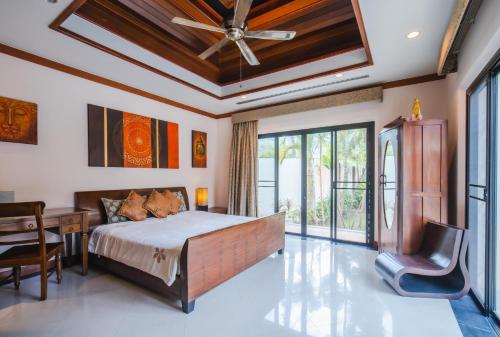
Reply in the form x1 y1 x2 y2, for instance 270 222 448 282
0 96 37 145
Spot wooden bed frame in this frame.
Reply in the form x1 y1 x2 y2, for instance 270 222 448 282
75 187 285 313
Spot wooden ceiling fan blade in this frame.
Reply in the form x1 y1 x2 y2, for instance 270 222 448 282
235 39 260 66
171 17 226 34
199 38 230 60
245 30 296 40
233 0 253 29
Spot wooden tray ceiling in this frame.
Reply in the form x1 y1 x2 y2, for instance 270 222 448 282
52 0 369 87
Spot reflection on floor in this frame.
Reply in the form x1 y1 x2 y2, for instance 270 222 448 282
285 223 366 243
451 295 497 337
0 236 462 337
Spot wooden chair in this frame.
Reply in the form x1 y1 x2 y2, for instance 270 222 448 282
375 221 470 299
0 202 64 300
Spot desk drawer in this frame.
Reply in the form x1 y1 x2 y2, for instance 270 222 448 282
0 218 59 231
61 214 82 226
61 223 81 234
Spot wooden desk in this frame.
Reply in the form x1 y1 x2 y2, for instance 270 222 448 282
0 207 89 275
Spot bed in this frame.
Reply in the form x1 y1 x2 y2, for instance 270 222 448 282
75 187 285 313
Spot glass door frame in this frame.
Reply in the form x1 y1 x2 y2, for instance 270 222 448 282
258 121 375 247
465 51 500 329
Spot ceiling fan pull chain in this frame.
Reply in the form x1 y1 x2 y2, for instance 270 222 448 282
239 52 243 88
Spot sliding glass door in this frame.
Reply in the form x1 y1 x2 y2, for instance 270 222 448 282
495 70 500 319
258 123 374 245
467 80 488 306
278 135 302 234
335 128 368 243
306 132 332 238
466 55 499 326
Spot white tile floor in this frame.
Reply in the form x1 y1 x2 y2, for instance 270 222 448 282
0 236 463 337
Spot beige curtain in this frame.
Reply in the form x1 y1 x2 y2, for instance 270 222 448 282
227 120 258 216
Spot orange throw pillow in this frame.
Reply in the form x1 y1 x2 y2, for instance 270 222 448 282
118 191 148 221
144 190 172 218
163 190 182 215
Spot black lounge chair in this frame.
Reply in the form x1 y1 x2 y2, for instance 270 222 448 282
375 221 470 299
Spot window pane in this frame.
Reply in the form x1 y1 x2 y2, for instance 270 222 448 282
336 129 367 183
468 81 488 305
336 188 366 243
335 128 367 243
258 187 275 217
306 132 332 238
278 135 302 233
258 138 275 181
469 197 487 302
468 84 488 187
258 138 276 217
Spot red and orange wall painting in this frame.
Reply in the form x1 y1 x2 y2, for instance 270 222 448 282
88 104 179 169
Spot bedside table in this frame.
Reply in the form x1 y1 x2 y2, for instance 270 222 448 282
208 207 227 214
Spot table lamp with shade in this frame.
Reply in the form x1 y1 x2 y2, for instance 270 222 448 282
195 188 208 211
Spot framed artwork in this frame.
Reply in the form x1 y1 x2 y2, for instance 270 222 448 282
192 130 207 168
87 104 179 168
0 96 37 145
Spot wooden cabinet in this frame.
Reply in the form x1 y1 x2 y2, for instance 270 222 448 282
378 119 448 254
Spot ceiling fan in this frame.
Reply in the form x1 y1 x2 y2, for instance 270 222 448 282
171 0 296 66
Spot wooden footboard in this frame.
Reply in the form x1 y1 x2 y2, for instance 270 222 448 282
179 212 285 313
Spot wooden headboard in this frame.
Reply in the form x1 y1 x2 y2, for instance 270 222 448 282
75 187 189 227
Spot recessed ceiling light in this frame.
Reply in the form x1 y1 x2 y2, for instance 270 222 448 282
407 31 420 39
240 95 247 99
335 73 343 78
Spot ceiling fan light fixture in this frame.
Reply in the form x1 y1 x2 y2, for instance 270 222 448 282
227 28 245 41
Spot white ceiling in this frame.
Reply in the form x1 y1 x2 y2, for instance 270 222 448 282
0 0 456 115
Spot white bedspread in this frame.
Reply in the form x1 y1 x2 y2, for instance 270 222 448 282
89 211 255 286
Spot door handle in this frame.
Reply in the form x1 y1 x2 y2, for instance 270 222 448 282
379 174 387 186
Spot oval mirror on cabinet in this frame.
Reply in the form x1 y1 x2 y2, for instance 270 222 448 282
383 140 396 229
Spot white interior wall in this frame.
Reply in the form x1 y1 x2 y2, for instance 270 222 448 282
0 53 232 209
258 79 450 235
